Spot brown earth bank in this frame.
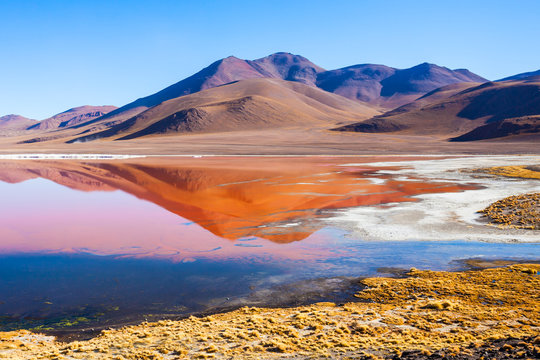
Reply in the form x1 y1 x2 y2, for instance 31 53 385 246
1 264 538 359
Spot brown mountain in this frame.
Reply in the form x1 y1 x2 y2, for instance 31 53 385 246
73 53 485 134
83 53 326 129
27 105 117 130
449 115 540 141
0 115 38 131
333 77 540 141
247 52 325 86
316 63 487 109
67 78 379 142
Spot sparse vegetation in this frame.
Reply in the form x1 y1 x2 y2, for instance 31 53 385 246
478 193 540 230
1 264 539 359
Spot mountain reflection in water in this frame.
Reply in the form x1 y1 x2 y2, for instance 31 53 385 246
0 156 478 261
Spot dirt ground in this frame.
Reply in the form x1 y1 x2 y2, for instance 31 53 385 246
1 128 539 155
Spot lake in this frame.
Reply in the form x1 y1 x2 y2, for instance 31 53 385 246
0 156 538 336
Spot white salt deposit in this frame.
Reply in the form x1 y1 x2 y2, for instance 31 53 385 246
330 155 540 243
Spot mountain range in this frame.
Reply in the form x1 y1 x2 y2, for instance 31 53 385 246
334 76 540 141
27 105 117 131
1 52 539 147
0 106 117 132
75 52 486 131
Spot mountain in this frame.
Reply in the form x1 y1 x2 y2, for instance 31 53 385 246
77 53 485 134
247 52 325 86
1 52 490 146
498 69 540 82
87 52 326 128
27 105 117 130
333 77 540 141
449 115 540 141
316 62 487 109
68 78 379 142
0 115 38 131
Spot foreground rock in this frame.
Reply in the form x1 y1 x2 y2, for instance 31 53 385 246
1 264 538 359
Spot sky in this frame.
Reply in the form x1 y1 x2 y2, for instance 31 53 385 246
1 0 539 119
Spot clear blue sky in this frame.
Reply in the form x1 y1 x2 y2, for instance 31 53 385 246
1 0 539 119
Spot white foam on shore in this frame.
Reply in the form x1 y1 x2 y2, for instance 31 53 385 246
330 155 540 243
0 154 146 160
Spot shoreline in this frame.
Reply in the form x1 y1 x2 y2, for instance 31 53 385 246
0 154 538 358
1 261 538 359
329 155 540 243
3 258 539 342
0 153 539 159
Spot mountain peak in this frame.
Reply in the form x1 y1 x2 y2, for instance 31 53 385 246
27 105 118 130
0 114 27 120
0 114 38 131
64 54 487 133
220 55 244 63
248 52 324 86
379 62 486 97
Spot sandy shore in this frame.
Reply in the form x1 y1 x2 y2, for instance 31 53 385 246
0 263 538 359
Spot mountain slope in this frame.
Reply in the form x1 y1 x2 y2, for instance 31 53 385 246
449 115 540 141
498 69 540 82
247 52 325 86
316 63 487 109
333 78 540 140
83 52 326 129
68 78 379 142
76 53 486 134
0 115 38 131
315 64 396 105
28 105 117 130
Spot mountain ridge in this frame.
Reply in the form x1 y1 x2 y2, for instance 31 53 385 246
73 53 487 132
27 105 118 131
66 78 380 142
332 77 540 141
0 114 38 131
497 69 540 82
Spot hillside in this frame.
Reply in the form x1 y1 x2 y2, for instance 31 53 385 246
83 53 326 129
71 53 486 134
66 78 379 142
498 69 540 82
0 115 37 131
333 78 540 140
27 105 117 131
248 52 325 86
316 62 487 109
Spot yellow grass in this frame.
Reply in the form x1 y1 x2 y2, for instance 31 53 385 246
1 264 539 359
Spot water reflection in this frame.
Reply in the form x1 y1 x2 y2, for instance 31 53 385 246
0 157 477 261
1 157 537 333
